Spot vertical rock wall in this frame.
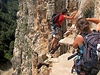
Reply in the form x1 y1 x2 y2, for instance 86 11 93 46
12 0 67 75
12 0 34 75
94 0 100 19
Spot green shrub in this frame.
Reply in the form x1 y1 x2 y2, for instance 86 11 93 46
0 0 18 61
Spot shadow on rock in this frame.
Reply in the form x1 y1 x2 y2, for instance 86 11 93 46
0 58 12 71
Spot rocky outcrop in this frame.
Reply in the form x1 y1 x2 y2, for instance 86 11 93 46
11 0 68 75
94 0 100 18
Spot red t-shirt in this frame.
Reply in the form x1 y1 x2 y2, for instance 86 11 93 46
56 13 65 27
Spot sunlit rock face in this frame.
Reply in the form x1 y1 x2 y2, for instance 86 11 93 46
94 0 100 18
11 0 99 75
12 0 67 75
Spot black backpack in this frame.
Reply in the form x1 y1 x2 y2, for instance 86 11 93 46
82 30 100 69
51 13 60 24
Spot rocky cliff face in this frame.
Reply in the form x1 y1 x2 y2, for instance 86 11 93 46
11 0 100 75
94 0 100 18
11 0 67 75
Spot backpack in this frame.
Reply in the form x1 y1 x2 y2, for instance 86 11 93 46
51 13 60 25
82 30 100 69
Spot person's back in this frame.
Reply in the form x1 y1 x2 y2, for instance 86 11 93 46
74 18 100 48
55 13 65 27
72 17 100 75
72 18 91 48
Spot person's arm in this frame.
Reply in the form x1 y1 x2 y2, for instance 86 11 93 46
96 22 100 31
86 18 100 24
86 18 100 31
72 35 84 49
64 30 73 37
64 10 77 19
64 24 76 36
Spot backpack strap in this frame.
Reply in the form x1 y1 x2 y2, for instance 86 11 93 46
79 32 89 62
80 32 88 38
53 13 62 27
53 14 60 23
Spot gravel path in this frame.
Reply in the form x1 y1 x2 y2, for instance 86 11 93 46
49 53 100 75
0 68 13 75
49 53 77 75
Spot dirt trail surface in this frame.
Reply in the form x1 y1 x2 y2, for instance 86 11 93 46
49 53 77 75
49 53 100 75
0 68 13 75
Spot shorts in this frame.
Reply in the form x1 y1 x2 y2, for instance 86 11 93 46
51 24 61 38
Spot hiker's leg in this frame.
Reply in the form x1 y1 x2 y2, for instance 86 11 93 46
50 37 57 49
50 26 61 53
50 25 57 49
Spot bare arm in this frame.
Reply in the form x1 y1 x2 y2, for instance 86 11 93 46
72 35 84 49
64 10 77 19
86 18 100 24
86 18 100 31
96 22 100 31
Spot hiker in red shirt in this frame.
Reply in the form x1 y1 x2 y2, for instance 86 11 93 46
48 8 77 57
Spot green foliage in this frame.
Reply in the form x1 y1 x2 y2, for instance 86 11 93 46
0 0 18 61
9 41 14 52
4 52 13 60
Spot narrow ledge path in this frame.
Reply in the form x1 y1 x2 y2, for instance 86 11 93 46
49 53 100 75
